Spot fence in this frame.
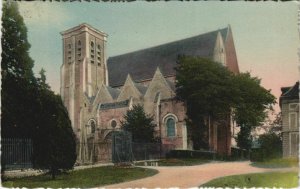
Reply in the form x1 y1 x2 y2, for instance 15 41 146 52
132 143 175 161
112 131 133 164
1 138 33 170
1 138 175 168
77 141 175 163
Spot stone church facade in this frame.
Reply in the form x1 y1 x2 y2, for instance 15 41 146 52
60 23 239 163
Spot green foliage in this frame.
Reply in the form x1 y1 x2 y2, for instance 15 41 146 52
251 157 298 168
136 158 210 166
250 133 282 162
166 149 215 159
175 56 276 150
268 112 282 137
122 105 157 143
1 2 76 179
258 132 282 160
249 112 283 162
236 124 253 150
201 171 298 188
176 56 235 117
37 68 51 90
2 166 158 188
185 118 208 150
230 147 249 161
232 73 276 127
233 73 276 150
1 2 34 80
32 89 77 179
1 1 38 138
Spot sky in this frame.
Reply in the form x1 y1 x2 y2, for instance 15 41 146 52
17 1 299 113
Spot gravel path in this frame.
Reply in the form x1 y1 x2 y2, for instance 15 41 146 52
101 161 297 188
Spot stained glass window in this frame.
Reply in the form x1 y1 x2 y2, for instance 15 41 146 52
166 117 175 137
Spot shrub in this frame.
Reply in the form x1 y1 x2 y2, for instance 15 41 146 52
250 148 264 162
250 132 282 162
229 147 249 160
166 150 216 159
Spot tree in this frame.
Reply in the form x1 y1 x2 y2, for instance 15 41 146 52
121 105 157 143
232 73 276 150
1 1 39 138
232 72 276 127
28 69 76 179
176 56 236 117
32 89 77 179
257 132 282 160
250 112 282 161
175 56 276 150
268 112 282 137
37 68 50 90
1 2 76 179
236 124 253 150
175 56 236 149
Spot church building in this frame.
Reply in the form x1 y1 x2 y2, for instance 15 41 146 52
60 23 239 163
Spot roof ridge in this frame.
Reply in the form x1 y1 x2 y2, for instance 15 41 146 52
108 27 228 59
107 25 232 87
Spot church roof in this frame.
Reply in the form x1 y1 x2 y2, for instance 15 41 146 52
134 82 147 95
106 86 121 100
107 27 229 87
166 79 176 92
279 82 299 106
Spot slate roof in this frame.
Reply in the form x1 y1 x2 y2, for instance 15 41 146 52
166 79 176 92
134 83 147 95
107 27 228 87
280 82 299 106
84 92 96 104
106 86 121 100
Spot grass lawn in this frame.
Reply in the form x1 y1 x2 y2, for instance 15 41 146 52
135 158 210 166
2 166 158 188
201 171 298 188
251 158 298 168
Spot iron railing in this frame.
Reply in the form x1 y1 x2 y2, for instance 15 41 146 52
1 138 33 170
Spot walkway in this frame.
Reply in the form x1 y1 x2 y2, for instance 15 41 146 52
102 161 297 188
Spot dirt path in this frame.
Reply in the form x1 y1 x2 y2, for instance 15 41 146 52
101 161 297 188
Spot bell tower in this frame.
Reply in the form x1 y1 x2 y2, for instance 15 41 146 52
60 23 108 135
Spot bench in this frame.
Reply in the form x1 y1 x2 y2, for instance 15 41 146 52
143 159 159 166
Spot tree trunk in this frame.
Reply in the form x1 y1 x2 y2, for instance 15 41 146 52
51 167 56 180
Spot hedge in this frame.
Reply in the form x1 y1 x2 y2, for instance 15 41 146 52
166 150 216 159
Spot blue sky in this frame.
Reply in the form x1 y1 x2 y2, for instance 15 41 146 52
17 1 299 112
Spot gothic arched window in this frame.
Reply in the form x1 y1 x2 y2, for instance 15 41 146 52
166 117 176 137
87 120 96 135
90 120 96 134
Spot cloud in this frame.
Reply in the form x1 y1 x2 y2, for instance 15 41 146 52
18 2 70 28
